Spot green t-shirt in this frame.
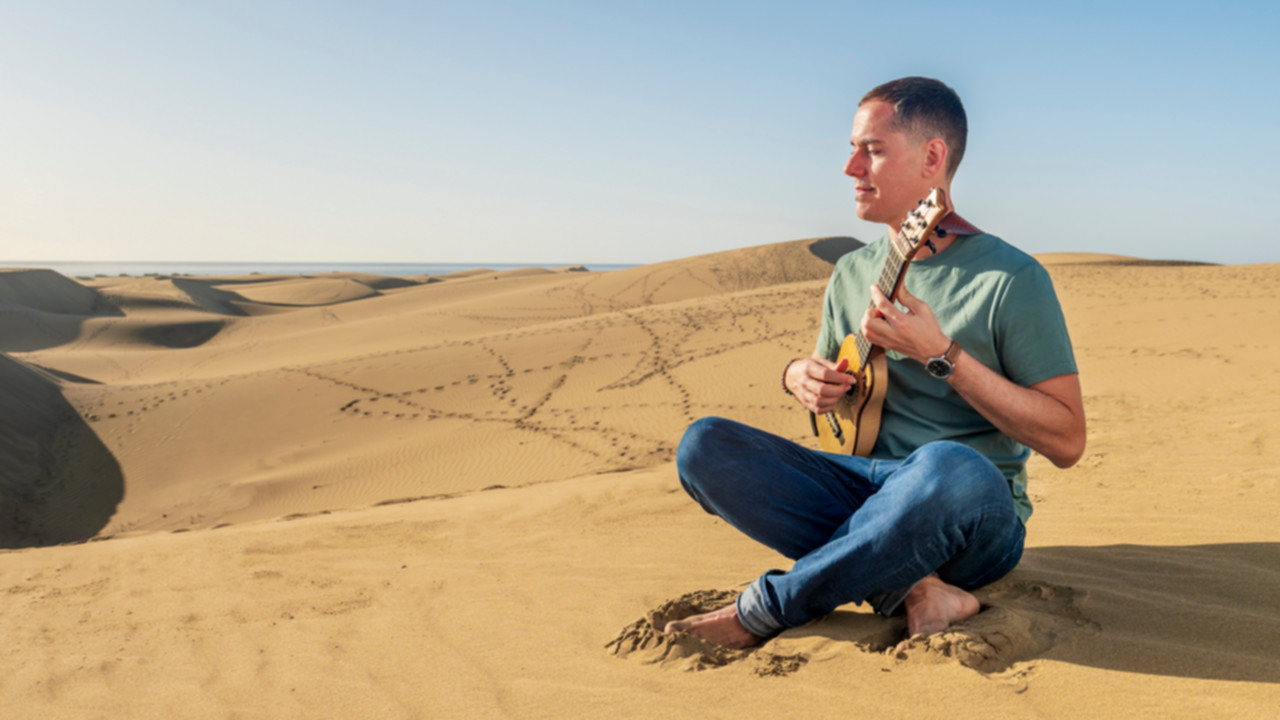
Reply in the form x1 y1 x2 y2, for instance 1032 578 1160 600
815 232 1077 523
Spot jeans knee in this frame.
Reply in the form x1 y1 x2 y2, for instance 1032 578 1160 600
676 416 734 504
912 440 986 468
903 441 1008 507
677 416 731 476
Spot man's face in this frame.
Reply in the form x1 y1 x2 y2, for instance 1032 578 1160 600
843 100 932 228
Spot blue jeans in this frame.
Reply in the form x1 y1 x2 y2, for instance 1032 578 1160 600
676 416 1026 639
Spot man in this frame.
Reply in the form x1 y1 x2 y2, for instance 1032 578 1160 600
665 77 1086 649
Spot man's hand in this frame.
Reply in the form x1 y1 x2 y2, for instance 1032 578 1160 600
861 284 951 363
785 355 857 414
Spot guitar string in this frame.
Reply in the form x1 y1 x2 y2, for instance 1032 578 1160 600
821 202 938 446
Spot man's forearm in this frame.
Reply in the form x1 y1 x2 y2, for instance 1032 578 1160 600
945 349 1086 468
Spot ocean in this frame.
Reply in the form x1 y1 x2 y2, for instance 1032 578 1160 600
0 261 637 278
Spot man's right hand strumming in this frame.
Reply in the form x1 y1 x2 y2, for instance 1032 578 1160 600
785 355 857 415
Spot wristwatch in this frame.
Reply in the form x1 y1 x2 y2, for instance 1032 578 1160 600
925 339 961 380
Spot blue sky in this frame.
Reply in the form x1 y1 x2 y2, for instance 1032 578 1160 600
1 1 1277 265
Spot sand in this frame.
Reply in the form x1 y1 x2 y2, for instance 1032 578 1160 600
1 241 1278 718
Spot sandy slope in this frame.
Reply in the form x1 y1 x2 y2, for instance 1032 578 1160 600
2 240 1278 718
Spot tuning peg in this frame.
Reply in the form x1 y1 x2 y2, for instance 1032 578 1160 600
935 227 948 238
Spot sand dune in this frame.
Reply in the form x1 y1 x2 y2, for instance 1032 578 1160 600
1 243 1278 718
0 269 122 352
1036 251 1217 267
0 268 119 316
228 276 383 306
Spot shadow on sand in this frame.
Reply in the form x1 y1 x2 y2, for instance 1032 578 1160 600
1011 543 1280 683
0 353 122 548
782 543 1280 684
807 236 863 265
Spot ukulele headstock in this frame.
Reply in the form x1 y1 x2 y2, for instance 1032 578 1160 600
892 187 951 259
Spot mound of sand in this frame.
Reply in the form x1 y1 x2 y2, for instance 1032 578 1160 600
607 588 810 676
1034 252 1216 267
574 236 861 309
0 268 119 316
228 276 383 306
84 276 249 316
0 269 125 352
308 272 422 291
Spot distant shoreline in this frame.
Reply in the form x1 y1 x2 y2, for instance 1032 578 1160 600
0 260 637 278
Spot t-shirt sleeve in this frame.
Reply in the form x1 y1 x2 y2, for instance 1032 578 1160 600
992 262 1078 387
814 277 841 361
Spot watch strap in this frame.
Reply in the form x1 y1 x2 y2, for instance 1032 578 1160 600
943 339 960 364
926 340 960 380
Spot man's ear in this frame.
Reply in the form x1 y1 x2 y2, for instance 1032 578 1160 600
921 138 949 178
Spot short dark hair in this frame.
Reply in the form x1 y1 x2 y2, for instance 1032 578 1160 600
861 77 967 178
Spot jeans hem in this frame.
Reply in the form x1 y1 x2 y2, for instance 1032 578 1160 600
867 582 916 617
736 575 788 639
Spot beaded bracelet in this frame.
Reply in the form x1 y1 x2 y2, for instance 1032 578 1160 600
782 358 801 395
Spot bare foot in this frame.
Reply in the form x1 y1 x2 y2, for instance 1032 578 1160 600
902 575 981 637
663 603 762 649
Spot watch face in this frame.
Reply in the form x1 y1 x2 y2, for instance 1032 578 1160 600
926 358 952 378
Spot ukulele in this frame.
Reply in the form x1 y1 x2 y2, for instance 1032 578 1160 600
809 187 952 455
